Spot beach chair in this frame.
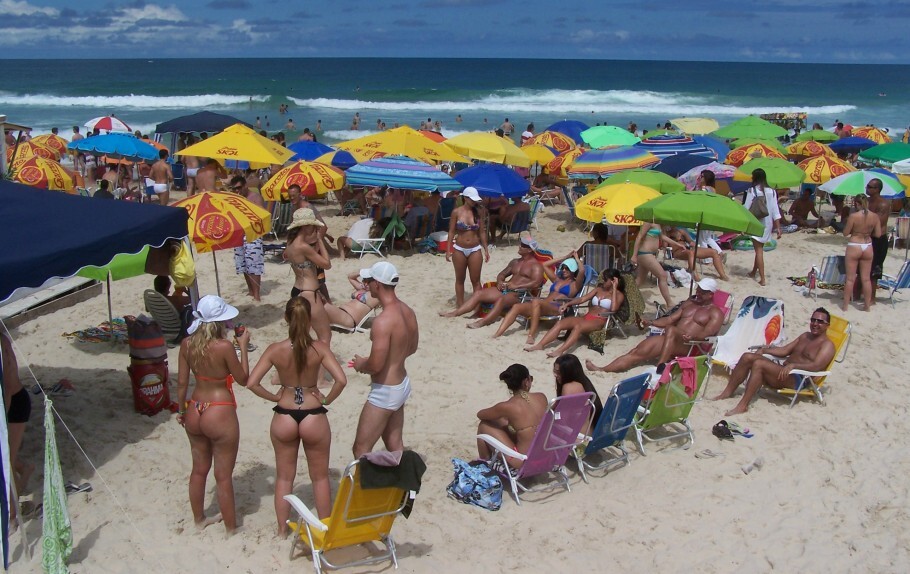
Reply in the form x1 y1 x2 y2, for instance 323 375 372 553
527 197 542 231
284 459 412 573
575 373 650 482
890 216 909 257
878 259 910 307
143 290 183 345
269 201 294 240
775 315 851 407
582 243 618 277
349 237 385 259
632 355 710 455
499 210 530 246
713 289 735 325
330 308 376 334
703 296 787 374
477 392 595 505
809 255 846 301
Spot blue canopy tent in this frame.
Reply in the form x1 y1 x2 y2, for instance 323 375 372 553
154 111 251 135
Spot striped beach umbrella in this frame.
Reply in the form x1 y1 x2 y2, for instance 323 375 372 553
819 169 905 198
344 155 463 193
524 131 576 154
797 156 856 185
725 143 786 167
634 135 716 159
85 115 131 133
567 146 660 179
852 126 892 144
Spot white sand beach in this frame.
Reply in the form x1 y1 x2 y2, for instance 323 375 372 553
4 197 909 573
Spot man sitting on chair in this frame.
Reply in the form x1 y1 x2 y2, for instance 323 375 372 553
711 307 836 416
586 278 725 374
440 236 544 329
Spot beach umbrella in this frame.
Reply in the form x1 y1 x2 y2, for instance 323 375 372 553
567 146 660 179
677 161 737 190
852 126 892 144
598 168 685 194
173 191 272 295
670 117 720 135
892 158 910 175
85 115 131 133
545 120 590 145
337 125 466 164
858 142 910 166
6 140 58 163
314 149 358 170
520 144 556 165
733 157 806 188
786 140 835 159
68 133 160 162
796 130 838 143
692 135 731 161
819 170 905 198
453 163 530 198
725 143 787 167
729 138 787 153
42 398 73 573
155 111 250 134
653 153 713 177
797 156 856 185
286 140 334 162
30 134 68 157
641 128 678 138
580 125 640 149
545 147 584 177
418 129 446 143
523 130 576 154
828 136 878 155
344 155 463 193
634 135 716 159
713 115 787 140
444 132 530 167
868 167 908 199
10 156 74 192
576 183 660 225
77 247 150 340
260 161 345 201
177 123 293 165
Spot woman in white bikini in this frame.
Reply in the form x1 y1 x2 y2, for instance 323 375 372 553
245 297 347 535
447 186 490 307
285 208 332 343
631 221 683 307
843 194 882 311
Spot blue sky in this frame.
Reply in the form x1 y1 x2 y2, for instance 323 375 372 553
1 0 907 63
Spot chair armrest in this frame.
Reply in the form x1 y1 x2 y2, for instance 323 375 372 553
282 494 328 532
789 369 831 378
476 434 528 461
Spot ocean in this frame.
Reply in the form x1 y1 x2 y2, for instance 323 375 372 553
2 58 908 143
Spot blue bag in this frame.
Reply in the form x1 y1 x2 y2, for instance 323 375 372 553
446 458 503 511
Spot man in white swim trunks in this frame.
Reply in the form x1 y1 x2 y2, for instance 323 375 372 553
149 149 173 205
352 261 419 457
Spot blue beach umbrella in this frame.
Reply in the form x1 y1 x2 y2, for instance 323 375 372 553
693 135 731 161
633 135 716 160
453 163 530 198
287 140 333 162
315 149 358 170
67 133 160 161
653 153 713 177
828 136 877 155
344 155 462 193
545 120 590 145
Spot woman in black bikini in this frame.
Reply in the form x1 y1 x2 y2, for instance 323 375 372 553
476 364 548 469
447 187 490 307
285 208 333 343
245 297 347 535
176 295 252 534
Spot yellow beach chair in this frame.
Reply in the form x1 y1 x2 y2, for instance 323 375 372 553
284 459 412 573
776 314 851 407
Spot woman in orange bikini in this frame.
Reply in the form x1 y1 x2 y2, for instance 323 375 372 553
476 364 548 469
245 297 347 536
176 295 252 534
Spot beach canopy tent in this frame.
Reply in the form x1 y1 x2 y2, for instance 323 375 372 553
0 180 189 304
155 111 251 135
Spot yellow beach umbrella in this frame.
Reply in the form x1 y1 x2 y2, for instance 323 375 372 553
524 130 576 154
786 140 835 159
725 143 786 167
520 143 557 165
336 125 466 164
670 117 720 135
176 123 294 165
545 148 584 177
11 156 74 193
173 191 272 253
575 182 660 225
797 156 856 185
31 134 69 157
444 132 530 167
260 161 345 201
852 126 892 144
6 140 59 163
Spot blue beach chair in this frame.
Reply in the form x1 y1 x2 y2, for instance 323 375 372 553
878 259 910 307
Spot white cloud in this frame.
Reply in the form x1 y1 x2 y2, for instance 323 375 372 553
230 18 269 43
0 0 57 16
570 28 630 44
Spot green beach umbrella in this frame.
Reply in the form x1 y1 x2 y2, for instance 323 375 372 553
729 138 787 153
796 129 838 143
818 170 905 196
714 115 788 140
634 191 765 236
733 157 807 188
77 247 150 341
857 142 910 165
42 398 73 573
580 125 641 149
597 168 685 194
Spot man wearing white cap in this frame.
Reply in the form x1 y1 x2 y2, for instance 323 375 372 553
351 261 419 458
586 278 725 374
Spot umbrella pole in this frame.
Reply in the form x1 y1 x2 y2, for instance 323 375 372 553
107 272 115 345
689 222 702 298
213 251 222 297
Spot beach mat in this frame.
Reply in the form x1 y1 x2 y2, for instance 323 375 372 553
62 317 129 343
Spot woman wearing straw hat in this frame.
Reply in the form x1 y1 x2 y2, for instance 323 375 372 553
176 295 252 534
447 186 490 307
285 208 333 343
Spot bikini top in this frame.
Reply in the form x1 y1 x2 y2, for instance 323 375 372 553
506 390 537 435
591 296 612 310
549 282 573 296
646 228 661 237
456 220 480 231
352 290 369 304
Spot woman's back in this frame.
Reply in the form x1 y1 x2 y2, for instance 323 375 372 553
267 339 325 410
506 391 548 447
848 209 878 241
187 339 236 403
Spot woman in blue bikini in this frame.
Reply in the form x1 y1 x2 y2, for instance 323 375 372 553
631 221 682 307
245 297 347 536
447 186 490 307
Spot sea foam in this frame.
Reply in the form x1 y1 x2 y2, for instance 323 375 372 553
0 93 269 109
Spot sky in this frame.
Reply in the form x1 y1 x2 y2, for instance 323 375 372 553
0 0 907 63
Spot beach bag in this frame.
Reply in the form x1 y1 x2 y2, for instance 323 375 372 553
446 458 503 511
747 187 770 219
169 241 196 288
588 329 608 354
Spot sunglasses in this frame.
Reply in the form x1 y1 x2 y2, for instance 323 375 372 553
810 318 829 324
231 186 243 191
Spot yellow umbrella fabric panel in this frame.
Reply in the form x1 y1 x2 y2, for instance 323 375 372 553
797 156 856 185
260 161 345 201
176 123 294 165
173 191 272 253
444 132 531 167
336 125 466 164
574 183 660 225
12 156 75 192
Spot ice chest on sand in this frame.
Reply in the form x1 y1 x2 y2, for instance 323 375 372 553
125 315 174 416
429 231 449 252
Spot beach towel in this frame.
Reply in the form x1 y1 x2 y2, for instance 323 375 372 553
62 318 128 343
732 237 777 251
711 296 786 371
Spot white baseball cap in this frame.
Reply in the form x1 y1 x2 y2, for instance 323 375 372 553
187 295 239 335
461 186 482 202
360 261 399 286
695 278 718 293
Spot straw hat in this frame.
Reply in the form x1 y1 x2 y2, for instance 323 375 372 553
287 208 325 231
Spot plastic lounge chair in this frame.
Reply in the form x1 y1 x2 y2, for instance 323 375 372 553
269 201 295 240
349 237 385 259
575 373 650 482
633 355 710 455
477 392 595 505
284 459 410 573
878 259 910 307
499 210 531 246
704 296 787 375
582 243 618 278
143 290 183 345
775 315 851 407
713 289 735 325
